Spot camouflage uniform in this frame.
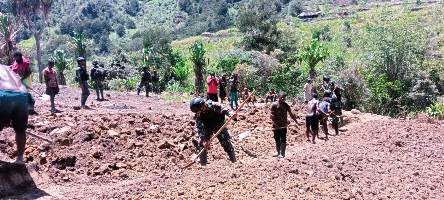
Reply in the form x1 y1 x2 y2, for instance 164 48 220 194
195 101 236 165
329 90 342 135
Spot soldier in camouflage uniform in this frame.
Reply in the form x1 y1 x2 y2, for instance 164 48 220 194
90 61 106 101
328 81 343 135
137 67 151 97
190 97 236 166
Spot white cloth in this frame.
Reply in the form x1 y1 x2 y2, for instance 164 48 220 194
304 83 313 102
0 65 28 93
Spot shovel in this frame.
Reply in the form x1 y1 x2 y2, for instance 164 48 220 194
182 91 255 169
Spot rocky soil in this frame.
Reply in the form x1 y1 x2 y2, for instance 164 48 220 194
1 85 443 199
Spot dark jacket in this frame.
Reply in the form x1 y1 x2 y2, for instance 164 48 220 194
196 101 229 138
141 71 151 83
75 67 89 82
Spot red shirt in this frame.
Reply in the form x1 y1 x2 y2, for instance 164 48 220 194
10 57 31 79
207 76 219 94
43 67 58 88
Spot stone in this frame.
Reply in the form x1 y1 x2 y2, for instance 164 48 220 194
116 162 127 169
38 143 51 152
158 140 174 149
135 128 145 136
50 126 71 135
351 109 361 114
107 130 120 137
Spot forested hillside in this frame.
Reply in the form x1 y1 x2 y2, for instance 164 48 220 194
1 0 443 117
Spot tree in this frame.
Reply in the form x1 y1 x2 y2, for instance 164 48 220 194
52 50 70 85
171 50 190 87
72 32 88 59
299 38 329 79
288 0 304 17
236 0 281 54
10 0 53 83
115 24 126 38
190 40 206 95
0 13 19 65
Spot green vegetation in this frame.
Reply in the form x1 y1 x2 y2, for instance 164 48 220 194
0 0 443 117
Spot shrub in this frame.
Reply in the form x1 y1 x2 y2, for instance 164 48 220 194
426 102 444 120
108 77 139 92
115 24 126 38
406 73 439 111
288 0 304 17
337 67 366 110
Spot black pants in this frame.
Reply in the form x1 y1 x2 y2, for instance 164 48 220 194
80 81 90 106
26 93 35 112
207 93 218 102
94 81 105 100
198 129 235 165
273 128 287 156
137 81 151 96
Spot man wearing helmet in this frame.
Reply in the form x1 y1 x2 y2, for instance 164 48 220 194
75 57 90 109
90 61 106 101
190 97 236 166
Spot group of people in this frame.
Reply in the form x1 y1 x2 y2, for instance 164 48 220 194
189 75 343 165
137 67 160 97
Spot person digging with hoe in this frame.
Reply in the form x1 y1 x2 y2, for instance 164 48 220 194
75 57 90 109
0 64 29 164
42 60 61 113
190 97 237 166
270 92 299 158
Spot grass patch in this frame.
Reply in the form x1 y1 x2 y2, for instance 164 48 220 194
160 93 191 102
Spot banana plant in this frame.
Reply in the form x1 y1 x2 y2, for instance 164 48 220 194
52 50 71 85
0 13 19 65
71 32 88 59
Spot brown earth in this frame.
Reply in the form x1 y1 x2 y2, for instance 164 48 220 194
1 85 443 199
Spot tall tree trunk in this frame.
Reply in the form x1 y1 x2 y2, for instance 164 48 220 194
195 64 204 95
309 66 317 80
35 33 43 83
58 72 66 85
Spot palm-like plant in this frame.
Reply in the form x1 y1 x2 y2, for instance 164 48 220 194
299 38 329 79
52 50 71 85
72 32 88 59
190 40 206 95
0 13 19 65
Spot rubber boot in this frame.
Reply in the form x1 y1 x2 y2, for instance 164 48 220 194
228 149 236 163
279 143 286 158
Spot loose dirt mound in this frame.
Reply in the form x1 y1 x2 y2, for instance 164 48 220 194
1 85 443 199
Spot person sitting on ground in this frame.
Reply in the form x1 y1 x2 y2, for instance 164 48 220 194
137 67 151 97
265 89 277 104
190 97 236 165
75 57 90 109
207 73 219 102
0 64 29 163
242 87 256 106
306 93 320 144
219 75 227 104
10 51 37 115
270 92 299 158
42 60 60 113
90 61 107 101
304 78 314 104
318 91 331 140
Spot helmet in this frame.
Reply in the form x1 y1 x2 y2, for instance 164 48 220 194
77 57 85 63
323 76 330 82
190 97 206 113
92 61 98 65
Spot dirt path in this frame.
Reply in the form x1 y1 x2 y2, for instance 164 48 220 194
1 86 443 199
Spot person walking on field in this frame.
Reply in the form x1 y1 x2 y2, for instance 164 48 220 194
219 75 227 104
42 60 60 113
137 67 151 97
207 73 219 102
190 97 236 166
10 52 37 115
270 92 299 158
75 57 90 109
0 64 29 163
306 93 320 144
229 74 239 110
318 91 331 140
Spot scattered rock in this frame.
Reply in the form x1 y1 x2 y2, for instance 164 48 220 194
351 109 361 114
52 155 77 170
107 130 120 137
158 140 174 149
